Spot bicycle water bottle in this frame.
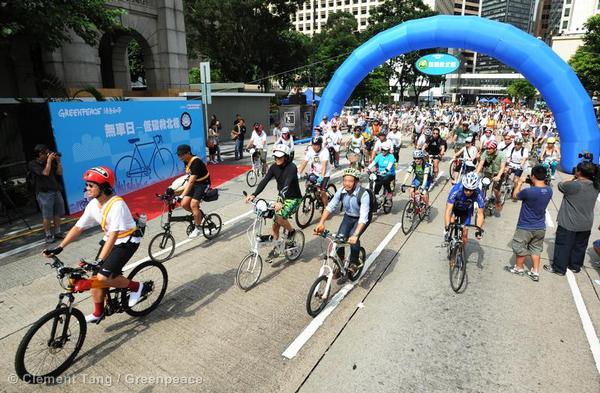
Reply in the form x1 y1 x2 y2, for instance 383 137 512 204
137 213 147 236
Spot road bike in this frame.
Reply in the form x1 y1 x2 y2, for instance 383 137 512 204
368 172 393 214
449 157 476 185
295 174 337 229
444 222 483 293
236 194 305 290
148 189 222 262
114 135 176 193
306 230 365 317
246 147 267 187
14 256 168 383
400 184 429 235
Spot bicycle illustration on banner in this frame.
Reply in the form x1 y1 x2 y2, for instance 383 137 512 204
114 135 176 194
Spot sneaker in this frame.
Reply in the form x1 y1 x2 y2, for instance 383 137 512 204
527 271 540 282
128 282 145 307
543 264 565 276
54 232 66 239
188 227 202 238
266 248 278 262
567 266 581 273
45 234 56 244
85 313 104 324
508 266 525 276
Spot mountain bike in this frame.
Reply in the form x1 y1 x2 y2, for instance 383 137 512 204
400 184 429 235
444 222 483 293
14 256 168 383
368 172 393 214
295 174 337 229
246 147 267 187
326 137 340 168
306 230 365 317
236 194 305 290
148 189 222 262
481 176 499 217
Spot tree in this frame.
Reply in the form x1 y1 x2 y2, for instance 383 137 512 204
507 79 536 101
184 0 307 90
582 14 600 54
569 14 600 96
352 67 390 104
0 0 124 50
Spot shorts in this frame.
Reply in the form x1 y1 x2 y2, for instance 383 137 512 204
483 172 504 192
99 241 140 278
36 191 65 220
276 198 301 219
452 207 473 225
185 182 210 201
208 145 217 155
319 176 330 190
411 177 431 190
511 228 546 256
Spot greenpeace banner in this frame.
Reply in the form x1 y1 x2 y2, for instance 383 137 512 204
48 101 205 214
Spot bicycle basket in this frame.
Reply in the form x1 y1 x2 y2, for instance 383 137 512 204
203 188 219 202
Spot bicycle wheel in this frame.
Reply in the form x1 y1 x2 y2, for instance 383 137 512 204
449 244 467 293
202 213 222 240
246 170 257 187
326 183 337 200
152 148 175 180
15 307 86 383
348 247 366 282
236 253 263 290
284 230 305 262
148 232 175 263
401 200 415 235
123 261 168 317
306 275 330 317
295 196 315 229
114 155 143 194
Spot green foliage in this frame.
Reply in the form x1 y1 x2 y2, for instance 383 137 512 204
352 67 390 104
569 14 600 96
188 67 224 84
582 14 600 54
0 0 124 49
127 40 145 84
507 79 536 100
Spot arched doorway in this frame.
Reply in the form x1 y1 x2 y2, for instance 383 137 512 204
315 15 599 171
99 30 155 91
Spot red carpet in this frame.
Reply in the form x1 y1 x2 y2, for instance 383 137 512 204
116 164 249 221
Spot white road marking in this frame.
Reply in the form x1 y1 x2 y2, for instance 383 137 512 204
0 239 46 260
282 223 402 360
566 270 600 374
124 210 254 272
597 194 600 203
545 209 555 228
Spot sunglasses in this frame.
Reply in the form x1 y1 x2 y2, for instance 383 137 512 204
85 182 97 188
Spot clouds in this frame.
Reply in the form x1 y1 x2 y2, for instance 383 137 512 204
72 134 112 162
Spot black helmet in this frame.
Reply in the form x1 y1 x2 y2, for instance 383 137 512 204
312 136 323 145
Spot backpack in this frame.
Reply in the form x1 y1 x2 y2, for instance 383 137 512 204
340 186 377 222
25 169 36 191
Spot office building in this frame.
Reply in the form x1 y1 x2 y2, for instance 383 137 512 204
291 0 383 36
552 0 600 61
534 0 563 44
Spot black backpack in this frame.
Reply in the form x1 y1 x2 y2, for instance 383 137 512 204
353 186 377 223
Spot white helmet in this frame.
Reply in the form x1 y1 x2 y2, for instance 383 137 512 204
461 172 481 190
281 127 290 134
272 144 290 158
413 150 425 159
380 141 392 151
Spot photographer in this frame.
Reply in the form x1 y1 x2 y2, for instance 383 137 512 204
544 159 600 275
508 165 553 282
28 144 65 243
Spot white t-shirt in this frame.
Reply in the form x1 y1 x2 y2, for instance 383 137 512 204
350 135 364 149
498 141 514 155
250 131 267 150
324 130 342 147
304 147 331 177
388 131 402 147
508 146 528 167
416 134 428 149
272 127 281 141
460 145 479 167
75 196 140 244
276 135 294 150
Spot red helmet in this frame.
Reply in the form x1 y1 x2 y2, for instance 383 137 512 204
83 166 116 188
485 140 498 150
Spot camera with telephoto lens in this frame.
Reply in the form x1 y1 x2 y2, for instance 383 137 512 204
51 151 62 157
573 151 594 175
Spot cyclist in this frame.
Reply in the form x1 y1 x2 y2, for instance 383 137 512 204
475 140 507 213
43 166 144 323
387 125 403 164
276 127 295 160
400 150 433 211
423 127 447 180
314 167 370 276
453 122 471 152
361 128 375 165
479 128 496 150
371 130 388 161
497 131 514 155
177 144 211 238
368 141 395 202
246 122 268 175
444 172 485 246
245 144 302 261
416 128 430 150
324 123 342 168
540 136 560 179
346 126 365 169
505 137 529 189
298 136 331 209
451 137 478 184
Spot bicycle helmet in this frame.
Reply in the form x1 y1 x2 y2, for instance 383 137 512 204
312 136 323 145
83 166 116 195
546 137 556 144
380 141 392 151
514 137 524 144
461 172 481 190
424 129 432 136
413 150 425 159
465 137 473 144
342 167 361 179
272 144 290 158
485 140 498 149
281 127 290 134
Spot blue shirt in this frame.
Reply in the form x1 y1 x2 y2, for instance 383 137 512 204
371 153 396 176
447 184 484 212
326 185 371 225
516 186 553 230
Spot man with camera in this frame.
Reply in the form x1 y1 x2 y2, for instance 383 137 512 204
508 165 553 282
544 155 600 276
28 144 65 243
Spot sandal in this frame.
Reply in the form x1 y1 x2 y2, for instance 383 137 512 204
508 266 525 275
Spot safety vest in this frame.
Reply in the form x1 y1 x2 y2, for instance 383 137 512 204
185 156 210 183
101 197 136 239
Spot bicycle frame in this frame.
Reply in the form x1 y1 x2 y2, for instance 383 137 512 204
316 233 349 299
128 135 164 176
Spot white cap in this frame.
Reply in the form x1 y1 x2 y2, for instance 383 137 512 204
281 127 290 134
272 144 290 157
380 141 392 151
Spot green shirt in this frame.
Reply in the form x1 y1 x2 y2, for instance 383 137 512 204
454 127 470 144
480 150 504 175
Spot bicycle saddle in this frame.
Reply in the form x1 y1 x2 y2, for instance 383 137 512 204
128 138 140 144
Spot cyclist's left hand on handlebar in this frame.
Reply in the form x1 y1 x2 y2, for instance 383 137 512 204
43 246 63 257
314 223 325 235
245 194 255 203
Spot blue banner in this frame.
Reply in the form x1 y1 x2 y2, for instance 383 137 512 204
48 101 205 214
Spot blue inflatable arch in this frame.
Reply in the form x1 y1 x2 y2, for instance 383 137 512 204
315 15 600 171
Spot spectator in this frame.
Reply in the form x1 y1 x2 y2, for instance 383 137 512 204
272 121 282 144
207 126 219 164
545 161 600 275
28 144 65 243
508 165 553 281
210 114 222 162
232 118 246 160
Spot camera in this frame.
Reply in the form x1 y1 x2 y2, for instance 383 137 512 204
525 175 533 185
573 151 594 175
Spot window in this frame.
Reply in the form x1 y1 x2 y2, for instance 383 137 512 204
562 20 568 29
563 7 570 17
